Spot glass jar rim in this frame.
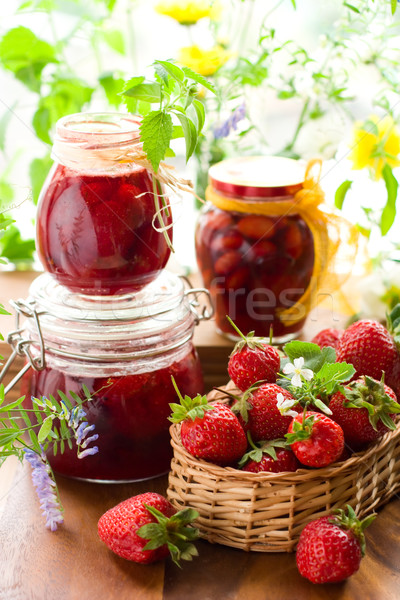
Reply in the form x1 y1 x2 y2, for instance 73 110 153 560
56 112 141 144
208 156 305 199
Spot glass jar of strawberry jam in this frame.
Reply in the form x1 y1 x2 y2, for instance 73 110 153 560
36 113 172 296
195 156 327 342
14 272 211 482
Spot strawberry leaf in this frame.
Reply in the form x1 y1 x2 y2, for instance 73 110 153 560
140 111 173 173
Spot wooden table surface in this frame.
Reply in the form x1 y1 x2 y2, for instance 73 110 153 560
2 270 398 600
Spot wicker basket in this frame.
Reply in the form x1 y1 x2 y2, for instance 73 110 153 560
167 382 400 553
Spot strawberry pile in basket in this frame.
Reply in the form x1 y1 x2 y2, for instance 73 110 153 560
170 310 400 472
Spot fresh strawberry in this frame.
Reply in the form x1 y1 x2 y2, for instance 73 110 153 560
286 411 344 467
237 215 276 240
296 505 376 584
238 436 299 473
232 383 301 441
311 328 344 350
169 378 247 466
336 319 398 385
98 492 199 565
227 317 280 391
329 375 400 450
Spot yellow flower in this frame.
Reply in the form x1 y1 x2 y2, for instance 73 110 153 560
178 44 231 76
155 0 222 25
349 115 400 180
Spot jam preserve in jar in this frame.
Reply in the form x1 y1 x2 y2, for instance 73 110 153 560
195 157 316 341
36 113 172 296
21 272 206 482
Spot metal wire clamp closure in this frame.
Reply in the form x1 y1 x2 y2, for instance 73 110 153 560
0 299 46 395
180 276 215 324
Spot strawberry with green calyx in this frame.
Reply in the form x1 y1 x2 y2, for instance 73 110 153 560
169 377 247 465
98 492 199 566
238 433 299 473
336 306 400 394
329 374 400 450
229 383 302 441
286 410 344 467
227 317 280 392
296 504 376 584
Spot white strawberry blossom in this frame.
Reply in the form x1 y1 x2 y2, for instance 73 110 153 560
276 392 299 418
283 357 314 388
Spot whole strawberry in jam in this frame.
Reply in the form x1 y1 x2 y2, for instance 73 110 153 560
227 318 280 392
232 383 301 441
98 492 199 565
238 436 299 473
336 317 400 392
286 411 344 467
311 328 344 350
329 375 400 450
296 505 376 584
169 378 247 466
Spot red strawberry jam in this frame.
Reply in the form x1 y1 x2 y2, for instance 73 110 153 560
195 205 314 339
36 165 172 295
24 347 203 482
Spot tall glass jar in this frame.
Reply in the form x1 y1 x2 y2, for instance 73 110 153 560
36 112 172 296
17 272 208 482
195 156 321 342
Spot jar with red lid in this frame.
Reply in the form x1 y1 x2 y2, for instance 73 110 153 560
195 156 328 342
11 271 211 482
36 112 172 296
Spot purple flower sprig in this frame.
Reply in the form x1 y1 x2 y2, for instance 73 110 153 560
23 447 64 531
213 103 246 139
60 402 99 459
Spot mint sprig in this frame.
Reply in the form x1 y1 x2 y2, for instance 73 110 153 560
121 59 216 172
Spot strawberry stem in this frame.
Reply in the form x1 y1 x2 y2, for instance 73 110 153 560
226 315 247 342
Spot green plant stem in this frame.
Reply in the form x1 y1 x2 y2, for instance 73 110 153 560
284 98 310 153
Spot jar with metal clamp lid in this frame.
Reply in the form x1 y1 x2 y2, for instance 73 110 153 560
2 271 213 482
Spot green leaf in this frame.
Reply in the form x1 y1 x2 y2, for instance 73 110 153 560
192 99 205 134
381 164 398 235
100 28 125 55
174 112 197 161
181 66 216 94
38 416 53 443
315 362 356 394
32 106 51 144
391 0 397 14
29 153 52 204
99 72 125 108
335 180 352 210
0 225 35 263
344 2 361 13
283 341 321 363
154 60 184 84
0 27 58 92
123 82 161 103
0 181 14 210
140 111 173 173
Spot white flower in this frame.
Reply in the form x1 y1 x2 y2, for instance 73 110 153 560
283 357 314 388
276 392 299 418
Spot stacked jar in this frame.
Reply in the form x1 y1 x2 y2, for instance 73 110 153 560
18 112 209 482
195 156 330 342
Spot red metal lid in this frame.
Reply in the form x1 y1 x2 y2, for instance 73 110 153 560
208 156 306 198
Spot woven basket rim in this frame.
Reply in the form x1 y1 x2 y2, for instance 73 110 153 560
169 381 400 481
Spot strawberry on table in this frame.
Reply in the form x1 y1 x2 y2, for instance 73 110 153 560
296 505 376 584
329 375 400 450
98 492 199 565
238 435 299 473
232 383 301 441
169 378 247 466
227 317 280 391
286 411 344 467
